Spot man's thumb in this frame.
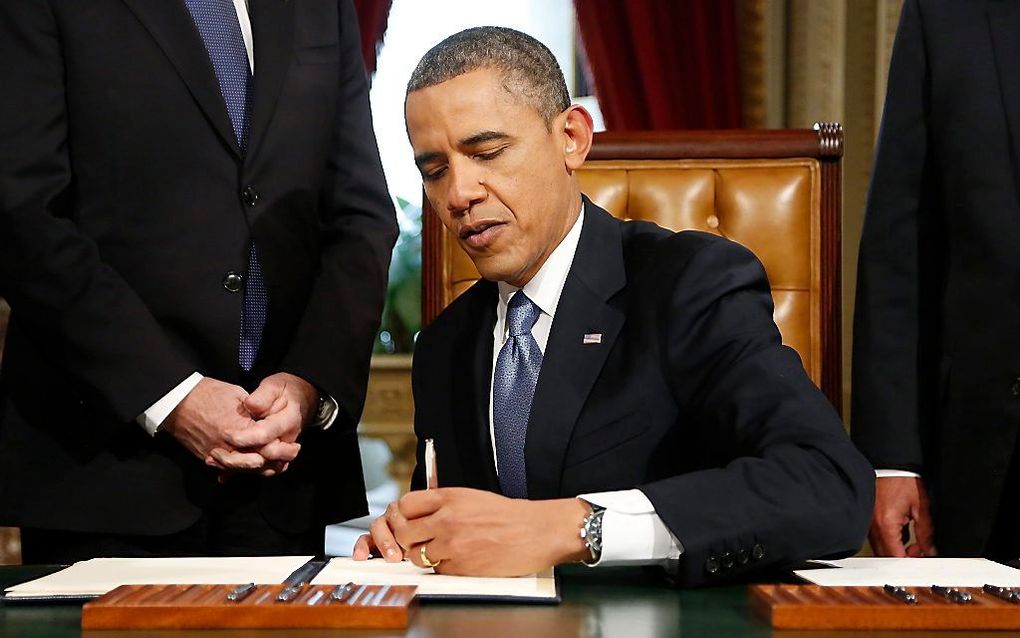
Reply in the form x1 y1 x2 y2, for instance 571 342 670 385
244 383 277 417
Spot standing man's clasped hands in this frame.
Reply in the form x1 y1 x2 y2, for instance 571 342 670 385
163 372 323 479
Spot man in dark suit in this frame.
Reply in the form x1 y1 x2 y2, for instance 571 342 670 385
853 0 1020 560
353 27 873 585
0 0 397 561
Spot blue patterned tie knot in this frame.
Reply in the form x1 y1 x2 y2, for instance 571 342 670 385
506 291 541 336
492 291 543 499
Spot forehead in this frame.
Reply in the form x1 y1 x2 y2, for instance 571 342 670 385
405 68 545 148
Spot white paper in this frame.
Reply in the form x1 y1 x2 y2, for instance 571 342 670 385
4 555 312 598
795 557 1020 587
312 557 557 600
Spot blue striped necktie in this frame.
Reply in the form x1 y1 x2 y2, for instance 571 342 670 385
492 292 544 498
183 0 267 371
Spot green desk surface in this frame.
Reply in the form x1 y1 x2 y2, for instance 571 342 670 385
4 564 1020 637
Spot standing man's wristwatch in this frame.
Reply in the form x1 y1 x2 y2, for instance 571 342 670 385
310 392 337 428
580 505 606 564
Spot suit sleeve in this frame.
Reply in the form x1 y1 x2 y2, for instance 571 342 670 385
850 0 932 472
0 1 197 423
280 0 398 427
640 238 875 586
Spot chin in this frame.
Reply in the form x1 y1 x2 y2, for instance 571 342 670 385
474 260 519 285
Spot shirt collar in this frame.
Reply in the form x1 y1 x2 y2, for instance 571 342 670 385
497 202 585 320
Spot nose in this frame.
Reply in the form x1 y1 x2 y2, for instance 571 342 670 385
445 161 487 216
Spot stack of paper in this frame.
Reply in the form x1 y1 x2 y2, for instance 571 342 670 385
312 558 558 602
795 557 1020 587
4 556 559 603
3 556 311 600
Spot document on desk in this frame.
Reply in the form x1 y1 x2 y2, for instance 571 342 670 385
312 557 559 603
3 555 312 602
794 557 1020 587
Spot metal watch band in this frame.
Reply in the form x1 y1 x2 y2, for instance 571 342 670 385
580 506 606 564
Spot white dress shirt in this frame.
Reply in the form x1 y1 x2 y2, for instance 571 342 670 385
138 2 337 434
489 203 683 566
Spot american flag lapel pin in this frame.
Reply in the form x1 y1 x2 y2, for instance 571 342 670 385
583 332 602 345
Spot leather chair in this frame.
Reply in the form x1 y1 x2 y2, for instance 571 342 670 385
422 124 844 412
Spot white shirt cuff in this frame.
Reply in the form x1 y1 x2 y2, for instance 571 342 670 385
579 489 684 566
876 469 921 478
136 372 203 436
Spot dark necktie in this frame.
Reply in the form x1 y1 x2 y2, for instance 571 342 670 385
492 292 543 498
183 0 267 371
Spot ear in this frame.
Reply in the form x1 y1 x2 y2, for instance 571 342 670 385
560 105 594 171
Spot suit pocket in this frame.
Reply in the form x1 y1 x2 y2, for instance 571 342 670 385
563 409 650 469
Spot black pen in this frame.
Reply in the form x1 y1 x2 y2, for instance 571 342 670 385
226 582 257 602
931 585 972 603
329 581 356 603
884 584 917 604
276 582 306 602
983 584 1020 603
277 559 327 602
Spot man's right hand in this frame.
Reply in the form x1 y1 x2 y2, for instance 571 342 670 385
870 476 937 557
162 377 259 466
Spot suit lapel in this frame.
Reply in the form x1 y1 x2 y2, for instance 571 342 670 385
451 282 501 493
988 1 1020 198
247 0 295 156
121 0 242 157
526 202 627 499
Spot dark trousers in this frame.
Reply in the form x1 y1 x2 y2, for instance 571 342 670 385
20 477 321 564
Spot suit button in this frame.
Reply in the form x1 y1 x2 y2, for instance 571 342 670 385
736 549 749 565
241 186 259 207
752 544 765 561
1012 378 1020 396
721 552 735 569
222 271 244 293
705 556 720 574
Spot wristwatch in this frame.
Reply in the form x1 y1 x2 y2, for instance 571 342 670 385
311 392 337 428
580 505 606 564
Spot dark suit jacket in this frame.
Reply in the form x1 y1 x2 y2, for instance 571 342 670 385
852 0 1020 555
0 0 397 536
412 202 873 586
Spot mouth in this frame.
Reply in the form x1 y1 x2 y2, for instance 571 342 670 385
459 220 507 249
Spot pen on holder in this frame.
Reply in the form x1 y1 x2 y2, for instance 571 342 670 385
931 585 972 603
226 582 257 602
983 584 1020 603
425 438 438 490
276 582 306 602
883 584 917 604
329 581 356 603
276 558 327 602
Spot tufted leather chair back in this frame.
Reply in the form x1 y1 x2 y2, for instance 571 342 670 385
422 126 844 411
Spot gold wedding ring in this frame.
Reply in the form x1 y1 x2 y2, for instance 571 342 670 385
420 545 442 568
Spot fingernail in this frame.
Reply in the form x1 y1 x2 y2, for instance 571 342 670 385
386 547 397 558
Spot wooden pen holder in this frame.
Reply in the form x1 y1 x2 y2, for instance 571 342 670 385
750 584 1020 630
81 583 417 630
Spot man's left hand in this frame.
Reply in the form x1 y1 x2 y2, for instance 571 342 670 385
208 372 319 476
383 487 591 576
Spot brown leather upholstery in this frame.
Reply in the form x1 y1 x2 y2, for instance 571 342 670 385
422 126 844 411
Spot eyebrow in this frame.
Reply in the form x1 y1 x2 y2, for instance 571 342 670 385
414 151 442 170
460 130 511 146
413 130 512 170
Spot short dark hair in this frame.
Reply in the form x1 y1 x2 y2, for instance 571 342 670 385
407 26 571 125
